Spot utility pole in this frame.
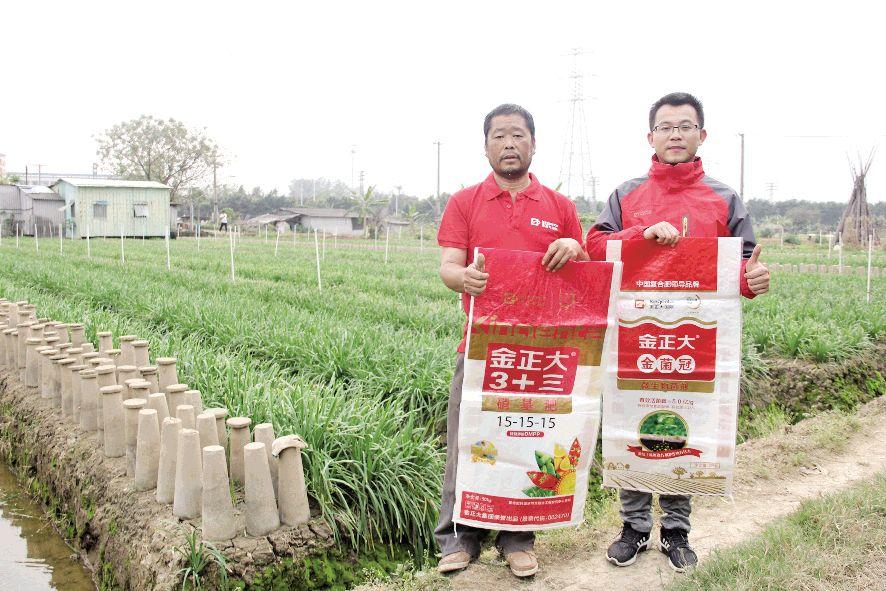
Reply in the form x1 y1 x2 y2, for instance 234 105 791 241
350 145 357 193
395 185 402 215
37 163 44 185
212 156 219 222
434 140 442 220
739 133 745 198
359 170 365 197
766 182 776 200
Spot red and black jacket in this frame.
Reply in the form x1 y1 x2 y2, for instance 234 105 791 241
586 156 758 298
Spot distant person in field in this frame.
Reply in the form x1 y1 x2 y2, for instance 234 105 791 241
586 92 770 573
435 104 589 578
219 212 229 232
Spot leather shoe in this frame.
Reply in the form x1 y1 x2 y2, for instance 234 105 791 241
437 550 472 574
504 550 538 577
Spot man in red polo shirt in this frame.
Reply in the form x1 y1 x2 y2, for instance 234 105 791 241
435 103 588 578
587 92 770 573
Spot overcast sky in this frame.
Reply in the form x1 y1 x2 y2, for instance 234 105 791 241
3 1 884 204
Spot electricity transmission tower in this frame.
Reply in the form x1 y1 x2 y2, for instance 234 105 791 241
559 48 596 210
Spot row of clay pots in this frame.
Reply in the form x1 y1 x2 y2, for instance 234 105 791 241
0 298 311 541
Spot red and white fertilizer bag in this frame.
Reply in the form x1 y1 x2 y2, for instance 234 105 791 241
602 237 742 496
453 247 620 531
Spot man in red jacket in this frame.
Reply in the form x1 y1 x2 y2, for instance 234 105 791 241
587 92 770 572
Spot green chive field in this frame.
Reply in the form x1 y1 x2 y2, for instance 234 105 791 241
0 233 882 556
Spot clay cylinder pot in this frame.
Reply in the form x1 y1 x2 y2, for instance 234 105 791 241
67 323 86 347
166 384 189 417
202 445 237 541
156 417 182 504
244 442 280 536
227 417 252 486
100 385 125 458
273 435 311 526
173 428 202 519
134 409 161 491
97 331 114 353
118 335 138 366
131 340 150 369
123 398 147 477
139 365 159 393
156 358 179 393
79 369 99 432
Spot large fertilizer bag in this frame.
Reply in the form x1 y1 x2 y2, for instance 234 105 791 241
454 247 620 531
602 237 742 497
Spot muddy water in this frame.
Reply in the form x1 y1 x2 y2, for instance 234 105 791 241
0 462 95 591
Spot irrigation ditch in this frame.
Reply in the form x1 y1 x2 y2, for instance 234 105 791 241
0 365 412 591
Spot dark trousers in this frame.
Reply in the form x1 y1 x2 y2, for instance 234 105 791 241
620 489 692 532
433 354 535 557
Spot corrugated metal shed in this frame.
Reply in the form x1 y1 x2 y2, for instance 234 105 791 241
51 177 171 238
0 185 64 236
245 207 363 236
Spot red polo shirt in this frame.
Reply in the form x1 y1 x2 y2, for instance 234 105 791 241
438 172 584 352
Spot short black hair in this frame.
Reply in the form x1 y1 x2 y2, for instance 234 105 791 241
484 104 535 142
649 92 704 131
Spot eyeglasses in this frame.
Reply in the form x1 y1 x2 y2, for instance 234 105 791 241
652 123 700 135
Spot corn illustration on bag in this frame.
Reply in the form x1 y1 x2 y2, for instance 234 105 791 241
602 237 742 496
454 247 620 531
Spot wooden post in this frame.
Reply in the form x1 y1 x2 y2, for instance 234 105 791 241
313 230 322 292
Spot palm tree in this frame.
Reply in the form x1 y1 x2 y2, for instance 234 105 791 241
350 186 385 238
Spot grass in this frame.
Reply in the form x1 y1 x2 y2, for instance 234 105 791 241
666 473 886 591
0 234 882 556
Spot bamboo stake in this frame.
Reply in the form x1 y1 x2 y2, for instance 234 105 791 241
838 232 843 274
228 228 235 281
165 227 171 270
274 229 280 257
313 229 322 292
867 234 874 304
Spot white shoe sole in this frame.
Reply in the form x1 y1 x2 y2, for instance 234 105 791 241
607 538 651 567
659 543 694 573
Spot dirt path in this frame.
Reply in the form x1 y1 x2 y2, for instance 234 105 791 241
447 397 886 591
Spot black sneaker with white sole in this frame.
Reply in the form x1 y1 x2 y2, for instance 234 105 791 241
659 527 698 572
606 523 651 567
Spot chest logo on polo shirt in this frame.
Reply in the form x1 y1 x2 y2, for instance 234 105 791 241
530 217 559 231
